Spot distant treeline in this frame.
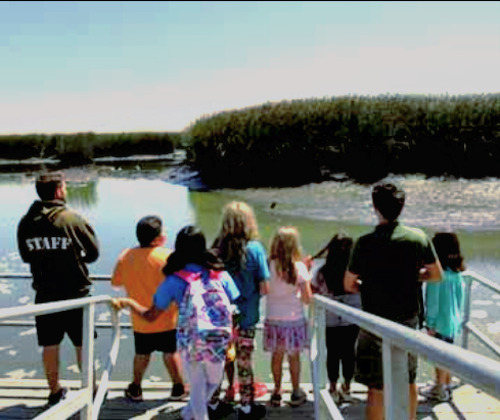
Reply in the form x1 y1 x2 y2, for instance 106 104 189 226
185 94 500 186
0 132 181 163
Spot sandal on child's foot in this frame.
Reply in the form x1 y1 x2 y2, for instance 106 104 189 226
270 392 282 407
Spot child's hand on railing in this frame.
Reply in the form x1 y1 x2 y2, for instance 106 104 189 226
111 298 127 310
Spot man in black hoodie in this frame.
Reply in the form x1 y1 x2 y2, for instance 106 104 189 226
17 171 99 405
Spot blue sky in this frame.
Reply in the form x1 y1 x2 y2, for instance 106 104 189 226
1 1 499 134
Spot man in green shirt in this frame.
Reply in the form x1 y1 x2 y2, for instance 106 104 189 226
344 182 442 420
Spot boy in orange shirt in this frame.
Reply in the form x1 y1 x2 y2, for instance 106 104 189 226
112 215 187 401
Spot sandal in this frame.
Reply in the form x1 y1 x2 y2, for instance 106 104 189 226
270 392 282 407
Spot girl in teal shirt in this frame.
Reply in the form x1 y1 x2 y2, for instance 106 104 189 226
420 232 465 402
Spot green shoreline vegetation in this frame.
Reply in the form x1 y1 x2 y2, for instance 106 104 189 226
2 94 500 186
186 93 500 186
0 131 181 164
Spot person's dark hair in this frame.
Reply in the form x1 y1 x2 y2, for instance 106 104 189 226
432 232 465 272
318 234 353 295
163 225 224 275
35 171 65 201
372 182 405 222
136 216 162 247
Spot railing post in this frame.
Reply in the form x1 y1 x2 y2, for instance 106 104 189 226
310 299 326 419
383 341 409 420
461 274 473 350
81 302 95 420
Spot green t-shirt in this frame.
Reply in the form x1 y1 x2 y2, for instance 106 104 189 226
349 222 437 322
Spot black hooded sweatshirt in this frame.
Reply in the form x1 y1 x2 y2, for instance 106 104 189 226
17 199 99 302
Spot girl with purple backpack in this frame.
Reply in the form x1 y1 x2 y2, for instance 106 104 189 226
113 225 240 420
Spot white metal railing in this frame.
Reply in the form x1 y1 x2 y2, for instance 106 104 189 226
310 270 500 420
0 294 121 420
2 270 500 419
0 273 133 330
462 270 500 357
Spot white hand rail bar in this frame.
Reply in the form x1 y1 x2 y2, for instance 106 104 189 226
310 294 500 420
0 295 121 420
1 272 111 281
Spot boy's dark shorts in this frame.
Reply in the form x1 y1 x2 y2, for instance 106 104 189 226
36 308 85 347
134 329 178 355
354 316 418 390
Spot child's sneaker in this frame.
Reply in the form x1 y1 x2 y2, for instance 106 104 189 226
329 389 341 405
125 382 143 402
47 387 67 406
208 400 235 420
237 403 267 419
289 388 307 406
339 383 356 403
169 383 188 401
419 384 451 402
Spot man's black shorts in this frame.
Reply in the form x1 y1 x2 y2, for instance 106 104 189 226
36 307 85 347
355 315 419 390
134 330 178 355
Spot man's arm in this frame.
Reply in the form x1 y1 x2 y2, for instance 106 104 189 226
344 270 361 294
16 218 31 263
64 212 99 263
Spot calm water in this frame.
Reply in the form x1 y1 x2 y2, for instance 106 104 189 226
1 167 499 385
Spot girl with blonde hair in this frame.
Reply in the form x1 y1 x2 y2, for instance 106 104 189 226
210 201 270 420
264 226 312 407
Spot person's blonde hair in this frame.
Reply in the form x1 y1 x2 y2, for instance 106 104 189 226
269 226 303 285
213 201 260 268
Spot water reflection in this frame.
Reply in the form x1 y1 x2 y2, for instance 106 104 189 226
66 181 98 208
0 170 499 383
0 175 195 275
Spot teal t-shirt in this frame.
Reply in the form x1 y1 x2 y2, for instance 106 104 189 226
425 269 464 339
224 240 270 329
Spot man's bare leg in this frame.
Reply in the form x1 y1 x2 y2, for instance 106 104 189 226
74 345 97 393
409 383 418 420
366 387 384 420
43 345 61 394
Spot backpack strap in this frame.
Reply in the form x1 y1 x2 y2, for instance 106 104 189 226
176 269 224 283
175 270 201 283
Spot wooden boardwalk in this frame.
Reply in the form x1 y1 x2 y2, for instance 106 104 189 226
0 379 499 419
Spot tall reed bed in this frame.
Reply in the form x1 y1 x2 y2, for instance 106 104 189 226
0 132 180 163
185 94 500 186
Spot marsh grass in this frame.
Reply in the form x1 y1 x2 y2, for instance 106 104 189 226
185 94 500 186
2 94 499 187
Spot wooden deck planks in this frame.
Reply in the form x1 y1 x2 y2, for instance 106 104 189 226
0 379 499 419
